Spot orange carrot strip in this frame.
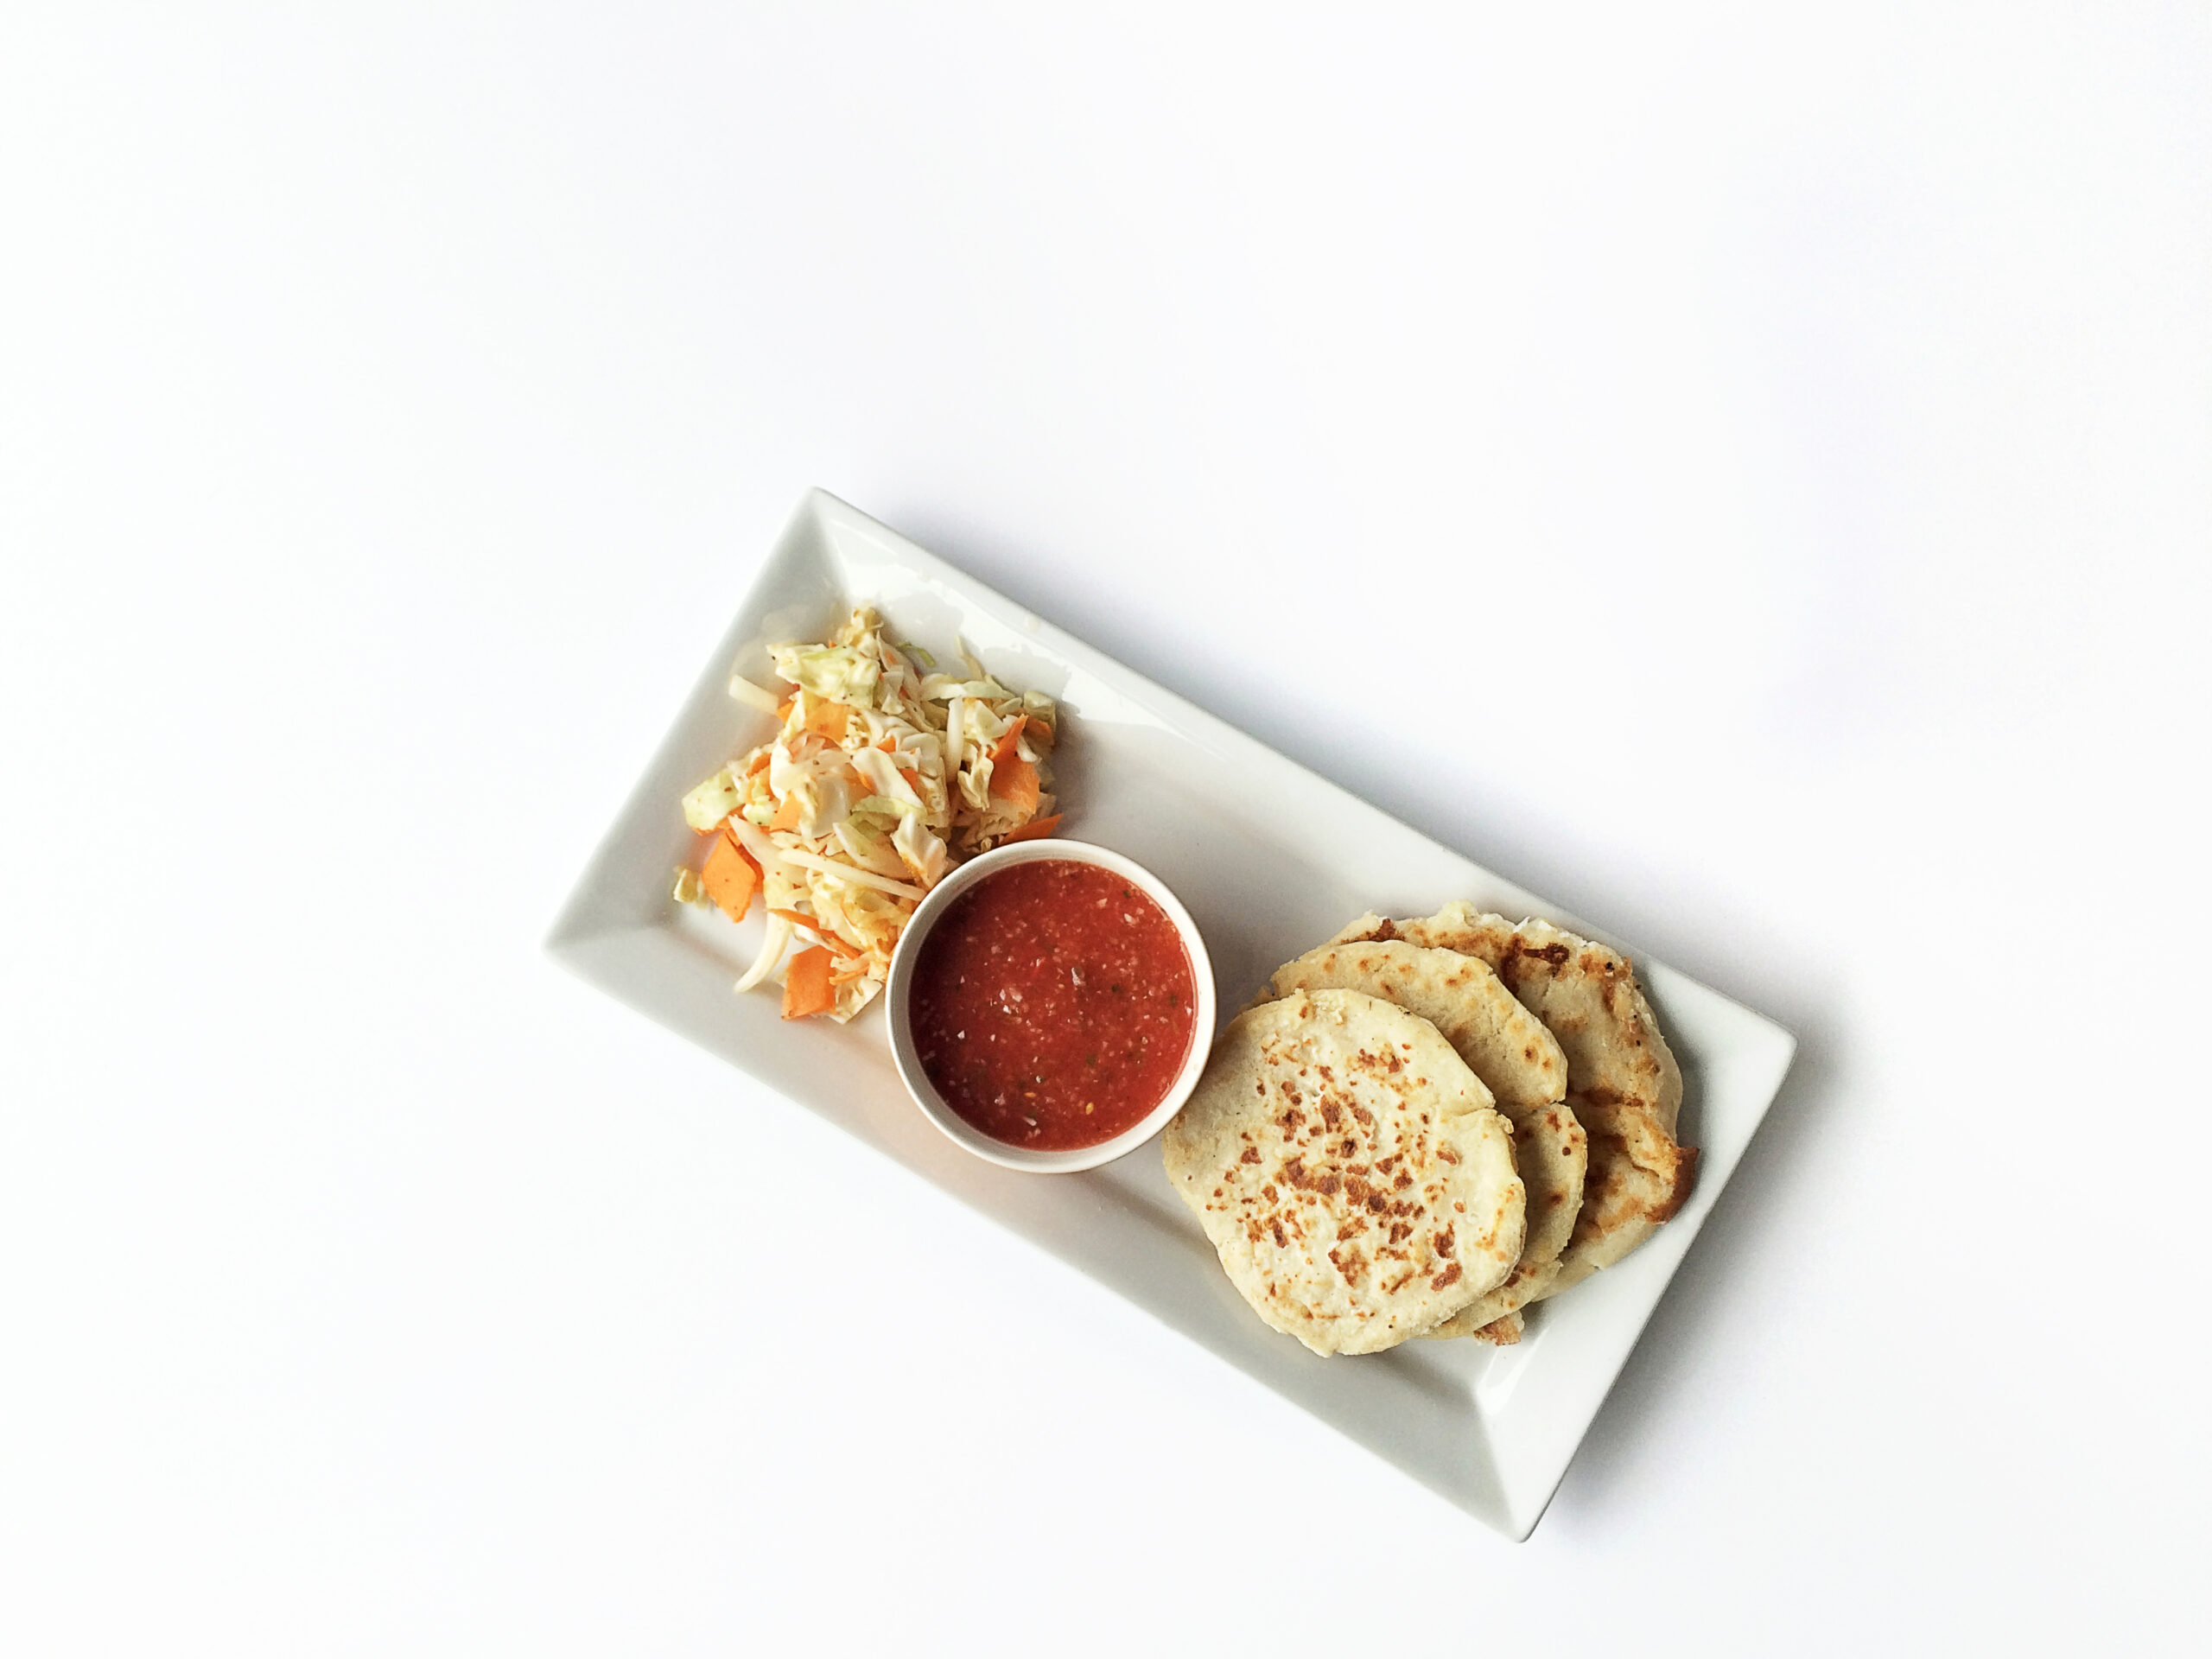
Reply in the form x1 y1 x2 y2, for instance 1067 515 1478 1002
699 832 759 922
782 945 836 1020
770 792 804 832
991 753 1040 815
804 699 849 742
995 813 1062 846
776 696 796 720
769 907 816 931
726 829 764 880
987 716 1027 772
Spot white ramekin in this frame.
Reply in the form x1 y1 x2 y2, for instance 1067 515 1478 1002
884 839 1216 1173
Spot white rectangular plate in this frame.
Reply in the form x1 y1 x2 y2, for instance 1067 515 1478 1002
548 490 1796 1539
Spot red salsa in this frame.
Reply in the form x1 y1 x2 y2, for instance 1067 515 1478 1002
909 859 1198 1150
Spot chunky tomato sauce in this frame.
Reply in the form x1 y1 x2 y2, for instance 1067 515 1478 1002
909 859 1198 1150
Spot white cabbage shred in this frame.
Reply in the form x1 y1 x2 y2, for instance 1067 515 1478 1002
680 607 1058 1020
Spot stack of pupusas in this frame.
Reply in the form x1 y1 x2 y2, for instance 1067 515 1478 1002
1163 903 1694 1357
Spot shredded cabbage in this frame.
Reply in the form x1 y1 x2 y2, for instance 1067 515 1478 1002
682 770 746 832
681 606 1059 1017
726 672 781 714
773 643 880 706
849 747 918 807
734 914 793 993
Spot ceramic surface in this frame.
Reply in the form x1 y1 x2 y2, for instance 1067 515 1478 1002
548 489 1797 1540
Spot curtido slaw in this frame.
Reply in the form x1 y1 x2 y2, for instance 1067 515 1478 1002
672 607 1061 1021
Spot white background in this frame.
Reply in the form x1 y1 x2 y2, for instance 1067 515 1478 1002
4 5 2208 1654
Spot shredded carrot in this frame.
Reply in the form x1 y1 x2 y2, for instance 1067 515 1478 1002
782 945 836 1019
769 907 816 932
803 698 849 742
987 716 1027 772
897 766 920 795
995 813 1062 846
776 696 796 721
729 830 764 880
991 753 1040 815
744 750 771 776
699 831 760 922
771 792 804 832
828 955 871 985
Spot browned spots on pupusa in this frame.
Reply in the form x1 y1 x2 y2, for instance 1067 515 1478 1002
1160 988 1523 1356
1311 905 1699 1335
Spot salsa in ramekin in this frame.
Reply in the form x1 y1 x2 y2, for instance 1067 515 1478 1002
909 858 1197 1150
886 841 1215 1173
